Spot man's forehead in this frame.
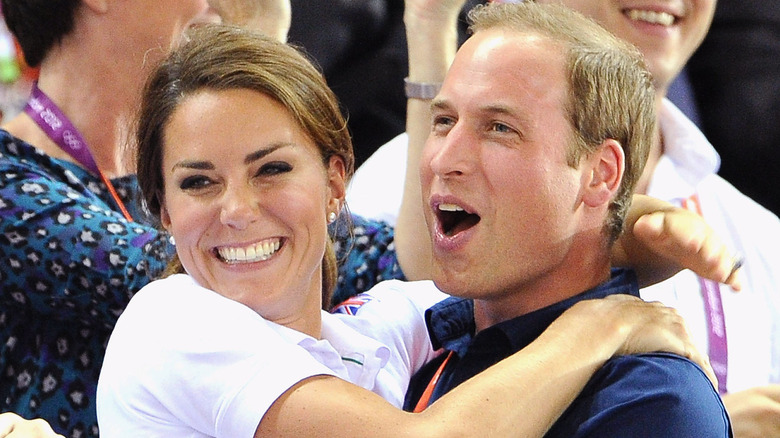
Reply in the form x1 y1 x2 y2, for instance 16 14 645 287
455 29 564 79
443 29 567 106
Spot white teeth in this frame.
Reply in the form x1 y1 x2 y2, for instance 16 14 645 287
627 9 675 26
218 239 281 264
439 203 465 212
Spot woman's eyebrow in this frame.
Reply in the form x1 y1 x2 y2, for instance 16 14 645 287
172 143 292 171
244 143 289 165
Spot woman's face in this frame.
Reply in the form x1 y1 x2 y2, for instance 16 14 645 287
159 88 345 324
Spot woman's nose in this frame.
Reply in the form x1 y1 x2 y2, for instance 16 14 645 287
219 185 258 230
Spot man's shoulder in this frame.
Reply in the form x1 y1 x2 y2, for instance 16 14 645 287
596 352 716 393
548 353 731 437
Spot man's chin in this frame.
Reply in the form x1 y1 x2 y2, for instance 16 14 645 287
190 9 222 28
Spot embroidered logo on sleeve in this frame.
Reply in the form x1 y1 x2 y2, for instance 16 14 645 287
331 294 374 315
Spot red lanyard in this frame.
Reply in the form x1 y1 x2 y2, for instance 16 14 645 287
25 82 133 222
413 350 455 413
681 194 728 394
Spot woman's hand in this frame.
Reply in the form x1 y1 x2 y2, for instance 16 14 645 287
0 413 64 438
615 194 742 290
632 208 742 290
553 294 717 387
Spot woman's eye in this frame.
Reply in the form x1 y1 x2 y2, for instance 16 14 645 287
179 175 213 191
258 161 293 176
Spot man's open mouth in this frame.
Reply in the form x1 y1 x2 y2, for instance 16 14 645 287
437 203 481 237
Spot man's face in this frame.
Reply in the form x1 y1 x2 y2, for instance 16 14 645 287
537 0 716 94
421 30 587 306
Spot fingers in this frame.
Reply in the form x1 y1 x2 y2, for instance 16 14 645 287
758 384 780 402
724 255 744 291
687 345 718 389
0 412 16 436
0 413 63 438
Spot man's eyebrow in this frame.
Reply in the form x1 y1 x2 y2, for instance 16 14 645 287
431 99 525 120
480 103 522 118
430 98 454 112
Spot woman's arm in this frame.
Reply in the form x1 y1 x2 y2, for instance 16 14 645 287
613 194 742 290
257 295 713 437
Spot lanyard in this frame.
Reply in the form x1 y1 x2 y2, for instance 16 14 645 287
413 350 455 413
25 82 133 222
681 194 728 394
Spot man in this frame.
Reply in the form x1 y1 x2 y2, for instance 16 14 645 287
349 0 778 433
686 0 780 217
400 3 730 435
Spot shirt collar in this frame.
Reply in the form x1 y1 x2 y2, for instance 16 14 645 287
426 268 639 355
648 100 720 200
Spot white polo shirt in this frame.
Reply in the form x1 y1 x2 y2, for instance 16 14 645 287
97 274 446 437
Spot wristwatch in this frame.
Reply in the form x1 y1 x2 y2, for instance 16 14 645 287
404 77 443 100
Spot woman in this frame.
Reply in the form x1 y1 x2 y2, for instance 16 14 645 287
96 24 717 437
0 0 290 433
0 2 736 435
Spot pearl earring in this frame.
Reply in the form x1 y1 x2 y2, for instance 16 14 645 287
328 211 337 224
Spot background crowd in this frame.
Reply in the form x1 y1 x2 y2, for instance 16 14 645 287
3 1 778 214
0 0 778 437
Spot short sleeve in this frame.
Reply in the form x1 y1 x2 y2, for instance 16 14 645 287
332 279 448 404
548 353 732 437
97 276 336 437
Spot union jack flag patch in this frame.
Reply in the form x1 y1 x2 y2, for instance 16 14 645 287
331 294 374 315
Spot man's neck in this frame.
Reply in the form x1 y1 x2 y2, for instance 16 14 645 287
472 242 613 332
634 94 667 195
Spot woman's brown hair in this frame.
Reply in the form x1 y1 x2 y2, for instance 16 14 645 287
135 24 354 308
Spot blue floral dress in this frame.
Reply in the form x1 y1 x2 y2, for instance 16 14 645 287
0 129 404 436
0 130 172 436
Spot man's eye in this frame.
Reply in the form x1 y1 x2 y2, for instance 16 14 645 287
179 175 212 190
432 115 455 128
258 161 293 176
432 115 456 135
491 122 513 133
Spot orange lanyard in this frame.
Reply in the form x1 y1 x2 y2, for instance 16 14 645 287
413 350 455 413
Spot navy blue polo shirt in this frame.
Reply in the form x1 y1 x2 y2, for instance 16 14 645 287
404 269 732 437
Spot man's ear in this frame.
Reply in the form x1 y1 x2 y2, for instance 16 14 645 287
582 139 624 208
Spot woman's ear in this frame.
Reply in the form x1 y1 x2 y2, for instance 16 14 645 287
582 139 624 208
160 200 172 231
326 155 347 210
